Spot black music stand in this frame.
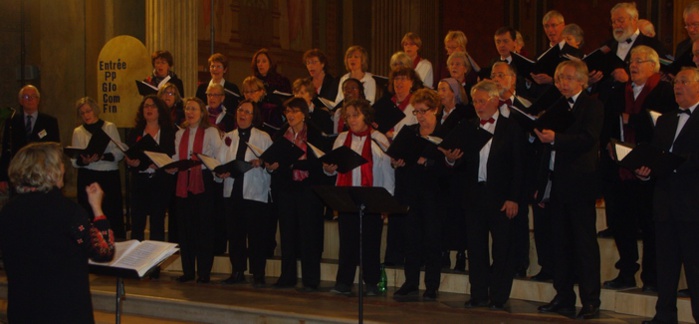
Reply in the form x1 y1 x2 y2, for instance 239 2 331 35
90 257 176 324
313 185 408 324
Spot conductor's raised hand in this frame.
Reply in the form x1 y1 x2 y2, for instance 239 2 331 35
85 182 105 218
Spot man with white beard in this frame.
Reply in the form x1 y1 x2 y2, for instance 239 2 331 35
589 2 668 86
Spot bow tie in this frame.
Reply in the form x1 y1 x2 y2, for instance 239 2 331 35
480 117 495 125
499 99 512 107
679 109 692 116
625 38 632 44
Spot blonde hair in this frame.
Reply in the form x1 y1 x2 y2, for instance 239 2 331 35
390 51 413 70
444 30 468 51
630 45 660 73
555 60 590 88
75 97 100 118
9 142 64 193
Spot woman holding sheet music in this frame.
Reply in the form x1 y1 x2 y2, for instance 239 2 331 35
271 97 334 291
169 97 222 283
71 96 126 239
0 142 114 324
373 66 420 267
391 89 448 300
124 95 176 242
242 76 285 135
146 50 185 97
216 100 273 287
323 98 394 296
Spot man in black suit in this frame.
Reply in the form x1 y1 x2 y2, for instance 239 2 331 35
530 11 583 86
448 80 524 310
589 2 669 89
637 67 699 324
671 2 699 75
490 62 533 278
535 60 603 320
0 85 60 194
601 46 675 293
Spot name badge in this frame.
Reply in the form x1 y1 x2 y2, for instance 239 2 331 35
38 129 47 139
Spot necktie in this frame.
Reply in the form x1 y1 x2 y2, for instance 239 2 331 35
567 97 575 104
499 99 512 107
25 115 32 139
480 118 495 125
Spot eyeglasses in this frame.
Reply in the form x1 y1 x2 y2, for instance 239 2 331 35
490 72 510 79
543 23 561 29
673 79 697 86
21 95 38 100
206 93 224 97
162 91 175 96
412 109 433 116
243 89 261 95
305 60 320 65
628 59 652 65
611 17 628 25
685 23 699 30
237 109 252 115
209 64 224 70
184 106 199 112
144 104 157 109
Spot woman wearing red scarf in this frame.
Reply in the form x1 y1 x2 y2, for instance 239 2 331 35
323 99 394 296
168 97 222 283
271 97 335 291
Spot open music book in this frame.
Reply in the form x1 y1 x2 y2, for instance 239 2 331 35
90 240 179 277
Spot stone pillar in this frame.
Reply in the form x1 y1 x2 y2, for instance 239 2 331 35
145 0 198 97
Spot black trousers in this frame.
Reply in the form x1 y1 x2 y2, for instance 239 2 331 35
653 220 699 323
225 197 270 279
176 171 215 280
402 189 443 291
277 182 324 287
335 212 383 287
511 203 530 272
465 184 515 304
550 197 601 308
532 204 554 274
77 168 125 239
130 172 174 241
606 178 656 284
212 181 227 255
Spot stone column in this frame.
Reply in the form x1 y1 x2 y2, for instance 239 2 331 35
145 0 198 97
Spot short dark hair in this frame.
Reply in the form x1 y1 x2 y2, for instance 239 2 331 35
151 50 174 67
284 97 310 120
342 98 374 126
494 26 517 41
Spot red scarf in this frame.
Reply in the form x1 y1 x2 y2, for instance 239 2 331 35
336 128 373 187
176 126 205 197
619 73 660 180
284 124 309 181
412 56 421 69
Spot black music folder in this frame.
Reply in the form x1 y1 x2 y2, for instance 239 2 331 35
508 102 573 133
582 46 614 76
385 126 434 164
64 127 112 159
438 120 493 153
121 134 160 159
374 104 407 134
136 80 158 96
255 136 304 167
527 86 562 115
308 143 368 174
196 153 253 178
611 139 685 177
144 151 202 171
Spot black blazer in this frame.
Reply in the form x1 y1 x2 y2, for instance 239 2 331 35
461 115 525 208
651 107 699 222
604 33 669 65
125 125 176 172
549 92 604 202
438 103 476 133
309 98 334 134
271 123 335 190
315 74 339 102
196 80 241 113
602 77 675 146
0 111 60 181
